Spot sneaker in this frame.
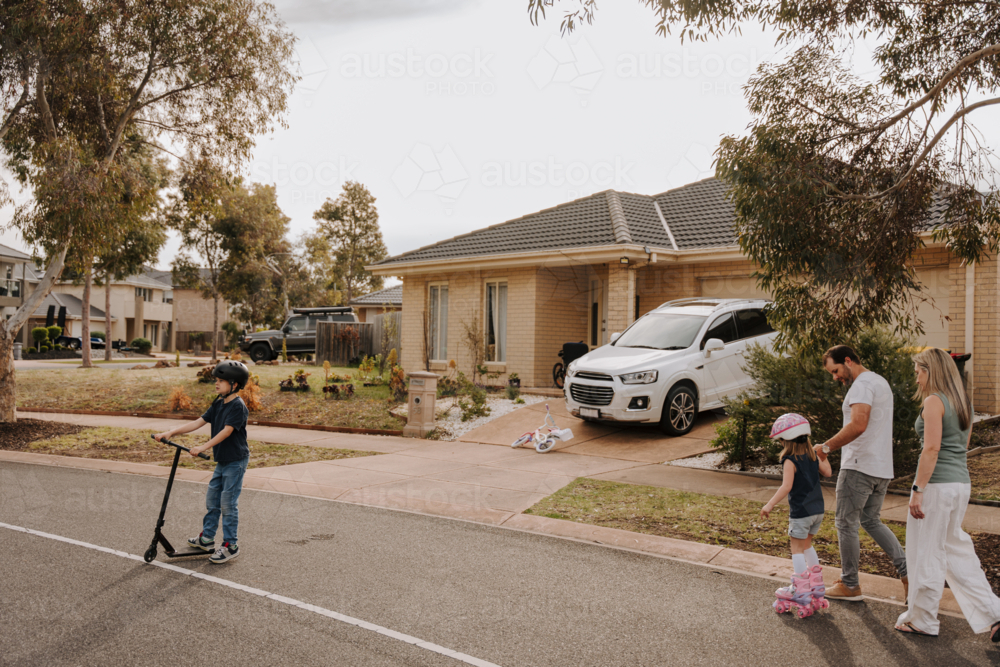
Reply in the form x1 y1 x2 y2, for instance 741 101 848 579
825 579 863 601
209 542 239 564
187 532 214 552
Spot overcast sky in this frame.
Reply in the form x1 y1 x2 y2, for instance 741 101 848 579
2 0 998 273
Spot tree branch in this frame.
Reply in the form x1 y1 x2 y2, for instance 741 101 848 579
5 231 73 334
34 59 57 141
96 92 111 148
0 79 30 143
101 44 158 173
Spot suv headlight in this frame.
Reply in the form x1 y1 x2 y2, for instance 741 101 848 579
567 361 579 378
619 370 658 384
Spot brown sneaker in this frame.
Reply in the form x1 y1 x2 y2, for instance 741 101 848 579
902 576 909 601
826 579 863 601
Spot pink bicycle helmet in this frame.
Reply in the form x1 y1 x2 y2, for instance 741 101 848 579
770 413 811 440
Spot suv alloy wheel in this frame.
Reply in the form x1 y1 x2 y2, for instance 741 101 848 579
660 384 697 436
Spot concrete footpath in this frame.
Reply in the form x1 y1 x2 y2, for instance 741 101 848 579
9 408 982 616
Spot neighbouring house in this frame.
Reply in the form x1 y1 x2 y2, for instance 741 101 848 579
369 177 992 410
10 261 173 351
146 268 232 351
22 292 116 343
0 243 30 324
349 284 402 323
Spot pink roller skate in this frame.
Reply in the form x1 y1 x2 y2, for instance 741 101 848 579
773 571 815 618
808 565 828 611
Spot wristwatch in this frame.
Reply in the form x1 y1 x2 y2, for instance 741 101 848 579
821 444 831 454
912 484 925 493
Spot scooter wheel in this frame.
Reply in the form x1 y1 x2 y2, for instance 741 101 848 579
144 547 157 563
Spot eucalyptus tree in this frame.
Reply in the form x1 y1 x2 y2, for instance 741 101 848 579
0 0 297 421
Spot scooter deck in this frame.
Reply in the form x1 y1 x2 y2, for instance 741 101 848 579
165 547 213 559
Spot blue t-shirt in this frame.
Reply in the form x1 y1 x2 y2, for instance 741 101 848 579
785 453 824 519
201 396 250 463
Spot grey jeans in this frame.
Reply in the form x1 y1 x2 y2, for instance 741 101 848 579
835 468 907 587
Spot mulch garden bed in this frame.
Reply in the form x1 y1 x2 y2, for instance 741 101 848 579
20 350 81 360
0 418 86 450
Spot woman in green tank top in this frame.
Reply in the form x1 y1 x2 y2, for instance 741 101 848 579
895 348 1000 640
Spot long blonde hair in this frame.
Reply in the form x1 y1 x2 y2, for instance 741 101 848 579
778 435 816 462
913 347 972 431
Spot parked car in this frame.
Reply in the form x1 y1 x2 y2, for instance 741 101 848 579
564 298 777 437
55 335 106 350
238 306 359 363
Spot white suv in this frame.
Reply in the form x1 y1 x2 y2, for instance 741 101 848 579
564 298 777 436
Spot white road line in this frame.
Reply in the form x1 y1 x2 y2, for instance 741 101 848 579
0 521 501 667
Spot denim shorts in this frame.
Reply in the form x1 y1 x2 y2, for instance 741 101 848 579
788 513 824 539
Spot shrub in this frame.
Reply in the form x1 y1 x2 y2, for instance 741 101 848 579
221 320 241 349
711 328 922 473
504 385 520 400
167 386 194 412
280 337 288 363
197 364 217 383
389 365 407 402
46 325 62 341
458 386 491 422
91 331 106 341
175 350 181 367
40 345 50 353
31 327 49 351
130 337 153 354
239 373 263 411
386 348 398 368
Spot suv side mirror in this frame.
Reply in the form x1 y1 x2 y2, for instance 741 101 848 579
703 338 725 357
610 332 621 344
281 326 289 334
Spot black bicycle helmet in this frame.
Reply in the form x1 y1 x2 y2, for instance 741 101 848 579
212 360 250 395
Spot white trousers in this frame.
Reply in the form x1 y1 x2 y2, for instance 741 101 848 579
896 483 1000 635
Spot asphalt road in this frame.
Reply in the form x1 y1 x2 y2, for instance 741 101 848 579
2 461 998 667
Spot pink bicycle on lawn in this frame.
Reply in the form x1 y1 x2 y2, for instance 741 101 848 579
511 404 574 453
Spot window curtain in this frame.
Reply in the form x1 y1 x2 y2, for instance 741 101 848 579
439 286 448 359
496 284 507 362
429 287 439 359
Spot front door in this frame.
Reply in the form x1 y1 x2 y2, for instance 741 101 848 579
698 312 746 407
588 279 608 349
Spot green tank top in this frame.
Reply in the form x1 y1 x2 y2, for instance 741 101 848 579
914 393 971 484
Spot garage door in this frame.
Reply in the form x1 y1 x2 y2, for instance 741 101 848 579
699 276 771 300
913 267 950 350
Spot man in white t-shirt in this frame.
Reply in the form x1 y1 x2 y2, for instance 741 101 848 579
815 345 907 602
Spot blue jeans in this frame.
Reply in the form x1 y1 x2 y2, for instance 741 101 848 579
202 457 249 545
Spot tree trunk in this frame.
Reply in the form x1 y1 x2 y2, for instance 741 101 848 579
0 329 15 423
105 273 112 362
212 291 219 362
81 264 93 368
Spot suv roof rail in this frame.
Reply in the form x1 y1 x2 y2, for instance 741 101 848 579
657 297 772 312
292 306 353 314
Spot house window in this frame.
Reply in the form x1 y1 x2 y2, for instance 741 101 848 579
135 287 151 302
428 283 448 361
485 281 507 362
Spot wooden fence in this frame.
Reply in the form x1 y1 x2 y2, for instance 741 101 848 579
316 313 402 367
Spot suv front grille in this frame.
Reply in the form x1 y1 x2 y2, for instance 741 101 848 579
575 371 613 382
570 383 614 406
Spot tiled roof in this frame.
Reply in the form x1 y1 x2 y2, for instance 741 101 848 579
30 292 115 321
351 285 403 306
375 177 964 268
651 178 737 250
0 243 31 262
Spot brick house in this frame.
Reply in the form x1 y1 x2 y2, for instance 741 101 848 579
369 178 994 410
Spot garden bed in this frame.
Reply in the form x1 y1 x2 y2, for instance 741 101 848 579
20 349 81 360
14 365 405 431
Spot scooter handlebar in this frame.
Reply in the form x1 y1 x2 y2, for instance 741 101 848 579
151 434 211 460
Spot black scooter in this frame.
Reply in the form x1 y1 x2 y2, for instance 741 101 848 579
143 434 212 563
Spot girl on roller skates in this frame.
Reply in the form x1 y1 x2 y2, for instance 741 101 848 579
760 413 833 618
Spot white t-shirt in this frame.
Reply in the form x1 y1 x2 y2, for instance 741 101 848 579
840 371 894 479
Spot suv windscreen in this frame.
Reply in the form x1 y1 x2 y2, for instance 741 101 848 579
700 313 738 349
613 314 707 350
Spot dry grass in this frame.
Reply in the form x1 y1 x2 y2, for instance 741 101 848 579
16 364 405 431
27 426 381 470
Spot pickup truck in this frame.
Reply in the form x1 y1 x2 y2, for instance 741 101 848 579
238 307 358 363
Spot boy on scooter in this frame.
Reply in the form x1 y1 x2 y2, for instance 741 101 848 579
154 360 251 563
